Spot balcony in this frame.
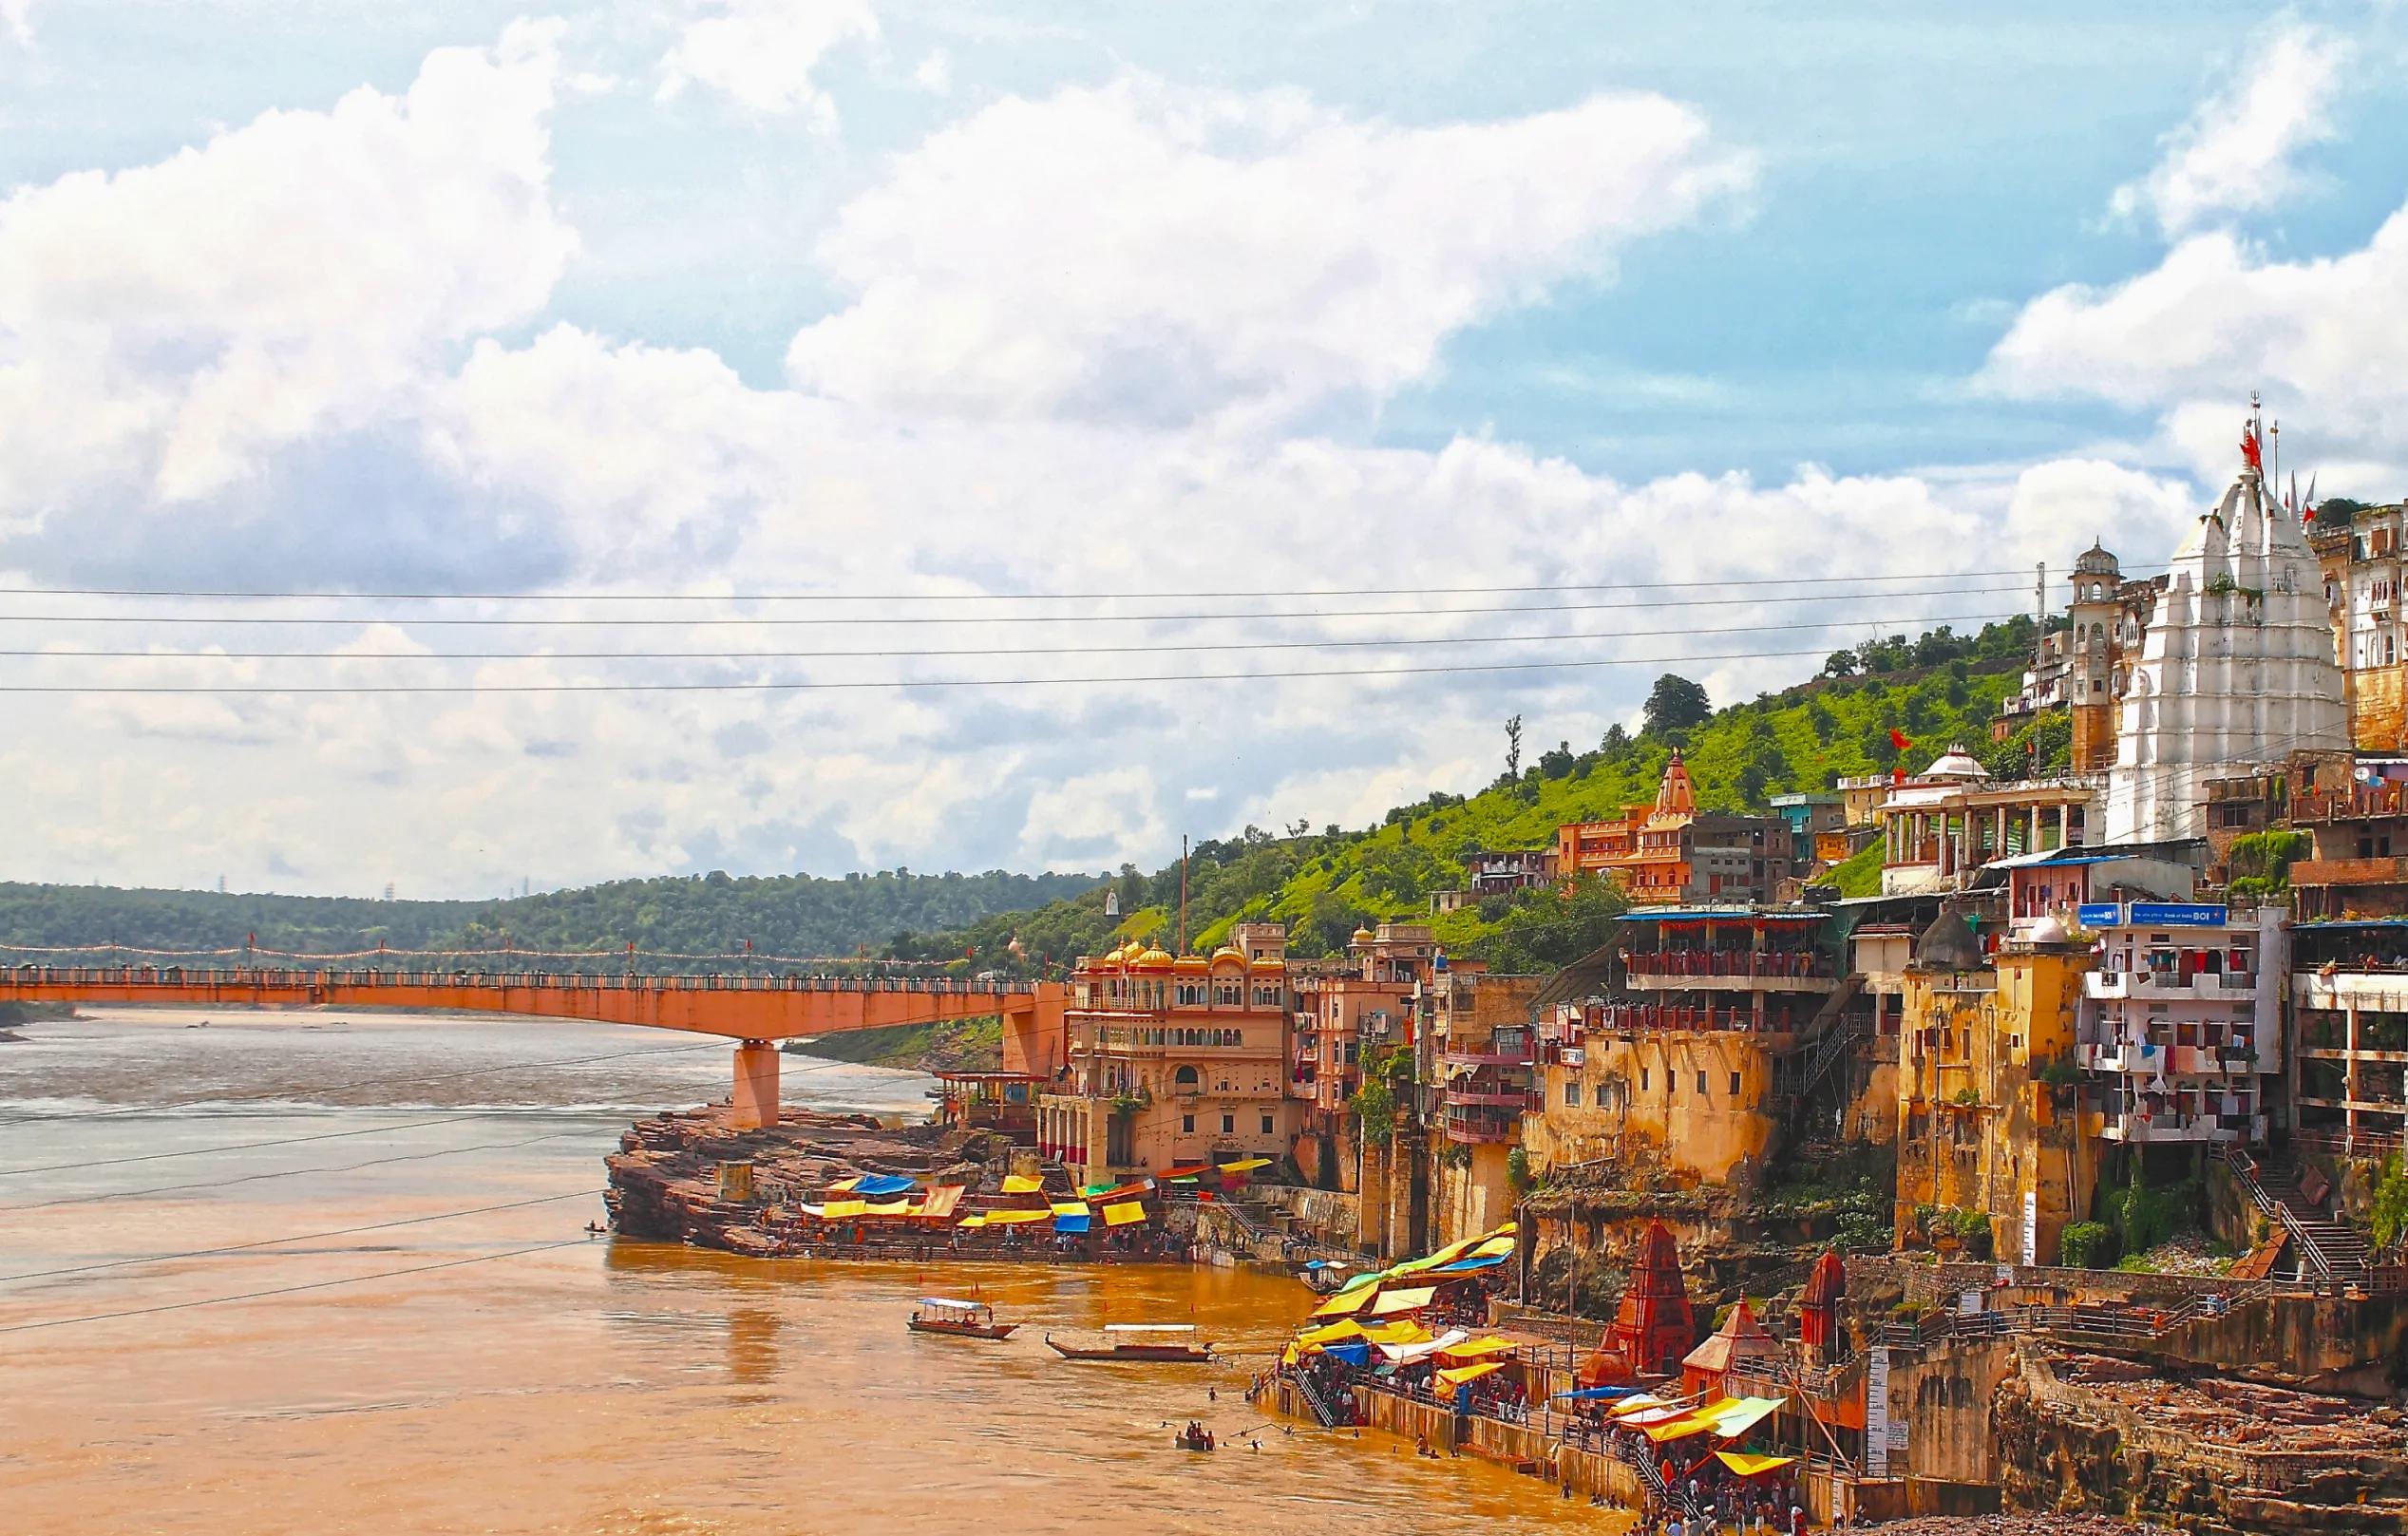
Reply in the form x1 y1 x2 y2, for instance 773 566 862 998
2293 855 2408 888
1442 1086 1541 1109
1621 950 1836 992
1442 1107 1526 1144
2293 785 2408 824
1442 1047 1533 1068
2087 969 2254 1000
2098 1110 2264 1144
1590 1002 1802 1036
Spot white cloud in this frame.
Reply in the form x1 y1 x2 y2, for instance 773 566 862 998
913 50 951 96
1981 211 2408 492
2 0 34 47
785 75 1754 424
1019 767 1168 869
0 18 575 520
657 0 877 123
2108 24 2349 237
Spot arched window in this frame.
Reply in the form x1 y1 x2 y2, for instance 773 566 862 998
1173 1064 1200 1090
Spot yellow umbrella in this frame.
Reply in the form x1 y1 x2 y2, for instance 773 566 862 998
1469 1235 1518 1260
1435 1336 1518 1361
1435 1361 1505 1388
1369 1286 1436 1318
1102 1201 1147 1227
1050 1201 1091 1218
1297 1318 1367 1348
957 1214 988 1229
985 1208 1050 1225
1716 1451 1795 1478
1359 1319 1433 1346
1311 1288 1376 1319
825 1176 862 1194
1215 1157 1272 1173
822 1198 867 1219
1001 1174 1044 1194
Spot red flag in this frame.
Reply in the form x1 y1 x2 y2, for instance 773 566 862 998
1887 728 1912 752
2241 424 2262 471
1890 767 1906 786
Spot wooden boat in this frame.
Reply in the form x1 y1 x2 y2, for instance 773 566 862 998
1045 1324 1214 1362
1173 1426 1216 1451
908 1297 1017 1340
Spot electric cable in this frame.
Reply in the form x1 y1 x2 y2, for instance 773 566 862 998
0 1237 597 1335
0 1187 608 1283
0 640 2009 693
0 581 2034 628
0 607 2026 663
0 1113 481 1177
0 1037 729 1129
0 564 2169 604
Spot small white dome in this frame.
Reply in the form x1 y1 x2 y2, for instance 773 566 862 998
2027 914 2071 946
1921 745 1990 782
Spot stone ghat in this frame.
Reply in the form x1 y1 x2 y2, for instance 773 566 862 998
2050 1352 2407 1455
602 1104 1001 1252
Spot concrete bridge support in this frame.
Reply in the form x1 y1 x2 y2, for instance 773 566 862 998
731 1040 780 1129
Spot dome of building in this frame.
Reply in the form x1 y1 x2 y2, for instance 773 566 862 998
1920 745 1990 782
1915 902 1985 972
2074 540 2120 578
1351 925 1376 946
1133 945 1174 970
2026 913 2072 946
1248 956 1285 971
1210 945 1246 969
1171 953 1208 973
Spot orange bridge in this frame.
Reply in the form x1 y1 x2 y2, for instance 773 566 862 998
0 965 1066 1129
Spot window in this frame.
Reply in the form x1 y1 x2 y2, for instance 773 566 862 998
1640 1068 1649 1091
1261 1112 1275 1134
1173 1064 1200 1090
1697 1071 1708 1096
1564 1079 1583 1107
1182 1114 1195 1133
1730 1071 1742 1096
1221 1113 1235 1134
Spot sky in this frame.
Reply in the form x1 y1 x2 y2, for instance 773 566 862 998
4 1 2408 899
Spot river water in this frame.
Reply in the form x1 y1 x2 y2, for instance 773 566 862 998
0 1008 1622 1535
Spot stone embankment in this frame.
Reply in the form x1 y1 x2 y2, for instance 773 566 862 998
1867 1518 2172 1535
604 1105 1009 1253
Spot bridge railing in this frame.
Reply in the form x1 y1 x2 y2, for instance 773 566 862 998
4 963 1034 999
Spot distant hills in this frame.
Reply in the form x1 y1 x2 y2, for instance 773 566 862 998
8 617 2058 978
895 616 2060 973
0 869 1105 966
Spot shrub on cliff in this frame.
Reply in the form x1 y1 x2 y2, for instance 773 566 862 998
2059 1221 2116 1269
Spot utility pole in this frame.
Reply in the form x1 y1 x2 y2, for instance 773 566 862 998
1179 835 1189 952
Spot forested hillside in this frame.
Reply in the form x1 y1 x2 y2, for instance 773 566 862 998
897 617 2063 974
0 869 1104 964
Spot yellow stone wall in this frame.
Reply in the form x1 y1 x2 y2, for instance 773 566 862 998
2351 661 2408 752
1527 1031 1783 1182
1894 945 2095 1264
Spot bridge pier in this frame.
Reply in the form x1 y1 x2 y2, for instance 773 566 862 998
731 1040 779 1129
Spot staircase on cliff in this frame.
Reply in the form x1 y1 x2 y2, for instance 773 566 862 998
2221 1145 2369 1290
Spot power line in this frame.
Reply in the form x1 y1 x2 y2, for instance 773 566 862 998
0 1125 594 1213
0 1037 727 1129
0 566 2162 603
0 581 2033 628
0 1113 474 1178
0 1187 606 1283
0 608 2026 664
0 639 2006 694
0 1237 595 1335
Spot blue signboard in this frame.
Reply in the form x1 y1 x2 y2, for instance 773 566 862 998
2127 902 2226 928
2076 903 2122 928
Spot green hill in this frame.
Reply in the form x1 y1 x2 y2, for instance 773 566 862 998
902 616 2061 973
0 868 1105 966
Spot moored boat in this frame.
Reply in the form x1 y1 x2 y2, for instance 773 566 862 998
908 1297 1017 1340
1044 1323 1213 1362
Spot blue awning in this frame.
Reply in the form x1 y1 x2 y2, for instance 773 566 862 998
1323 1341 1373 1366
1053 1213 1090 1233
1556 1385 1645 1401
1435 1254 1507 1273
852 1173 919 1197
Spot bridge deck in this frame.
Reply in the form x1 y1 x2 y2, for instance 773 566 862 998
0 965 1057 1045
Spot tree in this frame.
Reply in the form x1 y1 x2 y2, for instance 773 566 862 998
1537 739 1577 780
1503 714 1524 781
1821 650 1858 678
1642 673 1712 737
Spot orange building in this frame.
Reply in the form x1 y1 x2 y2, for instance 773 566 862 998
1289 921 1440 1189
1554 751 1792 905
1038 922 1295 1181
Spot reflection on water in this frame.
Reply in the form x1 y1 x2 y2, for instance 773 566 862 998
0 1009 1625 1535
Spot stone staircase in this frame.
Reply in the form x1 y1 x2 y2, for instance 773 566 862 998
2223 1146 2369 1290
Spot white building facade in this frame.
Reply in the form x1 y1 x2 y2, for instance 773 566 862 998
2106 408 2347 843
2076 902 2285 1145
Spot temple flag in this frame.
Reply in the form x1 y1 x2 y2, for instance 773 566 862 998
1887 728 1912 752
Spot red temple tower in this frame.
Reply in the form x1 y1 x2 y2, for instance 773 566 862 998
1798 1249 1847 1362
1601 1220 1697 1377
